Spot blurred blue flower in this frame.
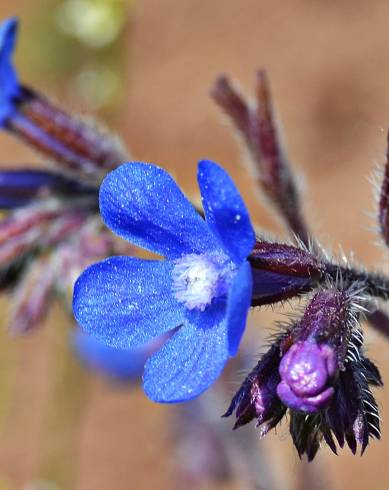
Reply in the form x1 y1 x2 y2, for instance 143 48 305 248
73 330 170 382
0 17 19 126
73 160 255 402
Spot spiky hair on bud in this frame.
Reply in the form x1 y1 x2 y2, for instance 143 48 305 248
377 129 389 247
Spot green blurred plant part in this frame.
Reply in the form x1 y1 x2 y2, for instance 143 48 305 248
55 0 129 49
72 64 123 110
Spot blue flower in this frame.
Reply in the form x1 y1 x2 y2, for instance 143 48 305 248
0 18 19 126
73 160 255 402
73 330 169 382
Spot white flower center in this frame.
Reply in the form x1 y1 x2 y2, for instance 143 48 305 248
172 253 235 311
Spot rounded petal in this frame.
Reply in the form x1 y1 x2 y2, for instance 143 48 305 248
226 261 253 356
143 320 229 403
0 18 17 57
73 256 185 349
197 160 255 263
99 163 220 258
0 18 20 125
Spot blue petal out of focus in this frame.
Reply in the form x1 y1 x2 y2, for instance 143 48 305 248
73 160 255 403
0 18 20 126
74 330 150 382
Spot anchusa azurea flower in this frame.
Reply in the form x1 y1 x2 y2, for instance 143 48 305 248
2 14 389 465
72 67 389 456
73 159 256 402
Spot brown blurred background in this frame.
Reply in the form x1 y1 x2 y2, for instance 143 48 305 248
0 0 389 489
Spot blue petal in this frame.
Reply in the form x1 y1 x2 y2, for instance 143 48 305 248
143 319 229 403
99 163 221 259
73 330 146 381
197 160 255 264
0 18 20 126
226 261 253 356
73 256 185 349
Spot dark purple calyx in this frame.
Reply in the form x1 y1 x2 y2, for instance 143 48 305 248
249 241 324 306
290 289 351 362
223 340 286 435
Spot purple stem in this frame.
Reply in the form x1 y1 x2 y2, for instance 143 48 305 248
365 308 389 338
7 112 100 180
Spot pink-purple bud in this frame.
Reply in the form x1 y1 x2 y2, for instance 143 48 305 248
226 287 382 459
277 341 336 413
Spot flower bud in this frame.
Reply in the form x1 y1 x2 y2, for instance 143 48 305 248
277 341 336 413
226 288 382 459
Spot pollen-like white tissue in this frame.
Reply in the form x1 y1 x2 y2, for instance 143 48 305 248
172 253 235 311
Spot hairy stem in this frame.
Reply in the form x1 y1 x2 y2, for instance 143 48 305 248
323 263 389 300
